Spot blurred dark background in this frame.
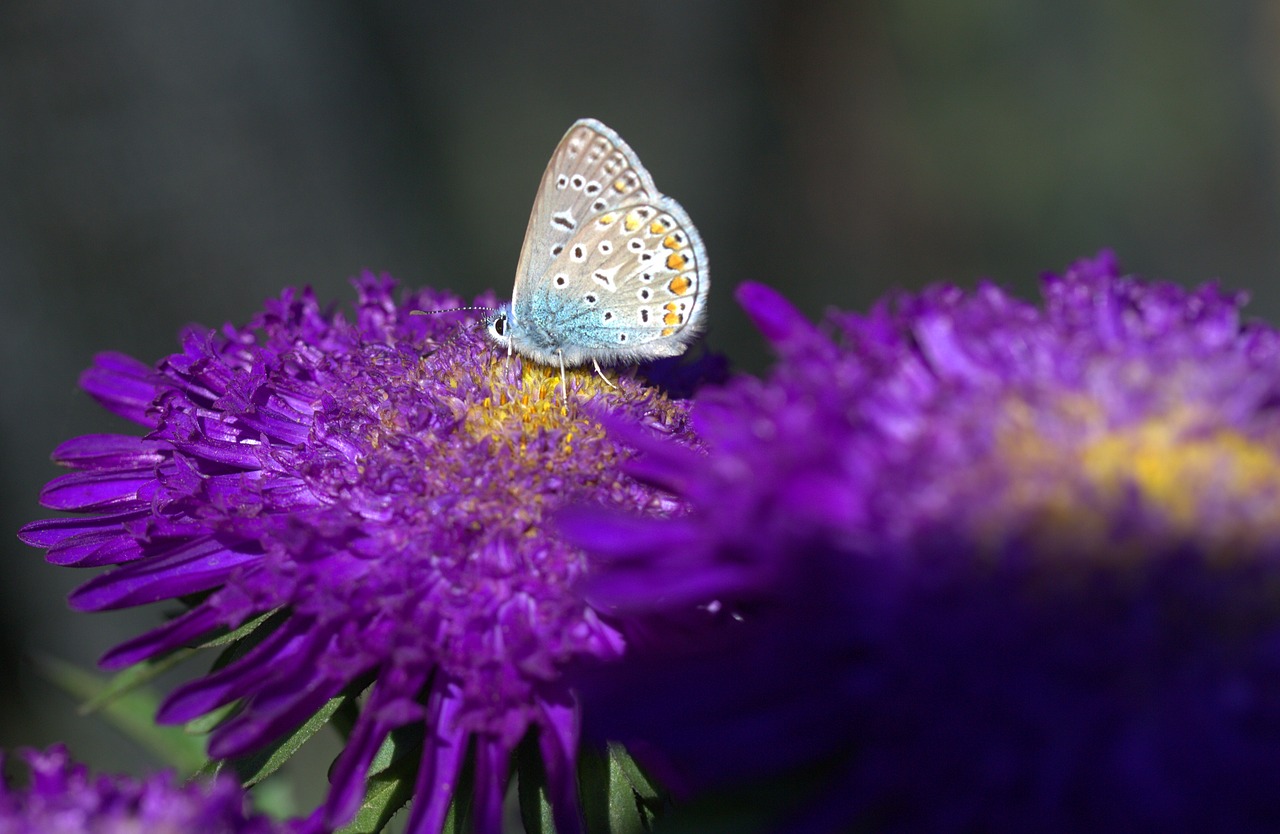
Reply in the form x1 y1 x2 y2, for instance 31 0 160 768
2 0 1277 792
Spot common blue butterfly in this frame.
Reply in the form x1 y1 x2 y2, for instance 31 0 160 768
487 118 709 398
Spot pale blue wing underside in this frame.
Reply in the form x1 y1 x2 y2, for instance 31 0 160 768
502 118 709 368
510 197 708 366
512 119 658 304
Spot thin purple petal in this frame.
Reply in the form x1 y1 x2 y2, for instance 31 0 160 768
38 470 151 511
735 281 819 347
17 509 146 549
100 604 227 670
538 694 584 834
79 352 161 426
50 434 167 470
68 539 261 611
403 684 469 834
156 621 309 721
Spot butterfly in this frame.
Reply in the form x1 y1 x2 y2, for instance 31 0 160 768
486 118 709 400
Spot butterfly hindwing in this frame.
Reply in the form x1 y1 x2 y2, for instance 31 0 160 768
519 197 708 365
513 119 659 301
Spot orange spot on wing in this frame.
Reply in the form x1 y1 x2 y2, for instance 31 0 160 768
599 213 617 225
666 253 688 270
661 326 675 337
624 213 641 232
662 235 683 250
613 179 628 192
668 275 692 295
663 311 680 326
649 221 667 235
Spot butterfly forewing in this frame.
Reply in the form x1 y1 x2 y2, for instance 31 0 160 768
532 197 708 360
513 120 659 297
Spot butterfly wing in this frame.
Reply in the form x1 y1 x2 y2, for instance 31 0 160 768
512 119 659 303
514 197 709 367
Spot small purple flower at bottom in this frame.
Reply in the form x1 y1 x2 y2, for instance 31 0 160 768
0 746 285 834
565 252 1280 833
19 275 701 833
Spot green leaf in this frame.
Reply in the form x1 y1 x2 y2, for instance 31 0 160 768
335 721 440 834
77 610 281 719
77 648 196 715
246 779 297 821
580 743 653 834
204 610 290 675
223 692 350 788
516 732 557 834
368 722 426 776
609 743 665 822
185 700 242 737
185 613 294 746
336 768 416 834
197 610 279 649
33 654 208 774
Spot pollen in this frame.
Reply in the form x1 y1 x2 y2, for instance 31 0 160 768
460 354 643 467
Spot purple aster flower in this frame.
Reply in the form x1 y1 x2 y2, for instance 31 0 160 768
565 252 1280 833
0 745 285 834
19 274 700 833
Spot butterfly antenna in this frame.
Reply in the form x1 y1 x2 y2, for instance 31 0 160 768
410 306 498 318
409 306 497 355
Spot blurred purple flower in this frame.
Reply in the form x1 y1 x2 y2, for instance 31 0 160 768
0 746 284 834
19 275 699 834
565 252 1280 832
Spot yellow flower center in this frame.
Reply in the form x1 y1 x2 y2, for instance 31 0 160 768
993 398 1280 556
460 356 625 456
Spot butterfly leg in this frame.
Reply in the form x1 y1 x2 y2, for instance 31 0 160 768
558 350 568 404
592 358 618 389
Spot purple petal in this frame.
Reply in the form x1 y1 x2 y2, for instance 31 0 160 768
156 621 308 721
403 683 469 834
47 528 143 567
168 436 271 469
39 470 152 511
471 735 508 834
735 281 819 347
80 352 160 426
207 675 347 759
538 694 584 834
50 434 167 470
17 509 145 548
913 309 998 384
0 744 285 832
319 666 431 829
68 539 260 611
556 507 677 559
100 604 227 669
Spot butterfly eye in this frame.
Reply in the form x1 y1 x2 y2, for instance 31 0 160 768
490 315 507 337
